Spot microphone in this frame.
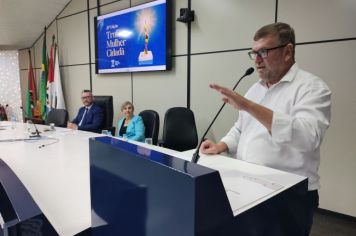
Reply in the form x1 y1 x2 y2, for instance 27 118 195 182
191 67 254 163
29 122 41 138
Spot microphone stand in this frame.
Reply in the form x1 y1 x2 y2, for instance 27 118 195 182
191 67 254 163
29 122 41 138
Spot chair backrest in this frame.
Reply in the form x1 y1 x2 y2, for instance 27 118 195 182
162 107 198 152
139 110 160 145
93 96 113 132
45 109 68 127
0 104 7 121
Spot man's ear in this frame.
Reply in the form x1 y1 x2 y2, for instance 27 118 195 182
284 43 294 61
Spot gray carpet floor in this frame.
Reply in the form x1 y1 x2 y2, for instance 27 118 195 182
311 209 356 236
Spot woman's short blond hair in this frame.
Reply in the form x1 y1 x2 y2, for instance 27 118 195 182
121 101 134 112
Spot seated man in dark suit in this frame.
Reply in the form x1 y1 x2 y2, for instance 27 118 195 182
67 89 104 133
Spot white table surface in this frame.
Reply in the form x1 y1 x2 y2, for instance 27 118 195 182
0 121 100 236
0 121 306 235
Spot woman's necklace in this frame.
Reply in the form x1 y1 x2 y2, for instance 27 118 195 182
124 118 130 126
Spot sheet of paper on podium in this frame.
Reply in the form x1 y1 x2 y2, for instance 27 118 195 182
220 170 283 215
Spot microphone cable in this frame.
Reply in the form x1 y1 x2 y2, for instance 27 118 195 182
38 137 60 149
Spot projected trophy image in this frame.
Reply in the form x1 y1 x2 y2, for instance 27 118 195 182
136 9 156 65
95 0 170 73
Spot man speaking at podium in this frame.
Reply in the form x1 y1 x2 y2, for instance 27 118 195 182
67 89 104 133
200 22 331 235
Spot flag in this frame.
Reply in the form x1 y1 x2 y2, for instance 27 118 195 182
46 39 66 110
25 50 37 118
46 37 55 112
34 100 41 118
39 27 48 120
53 44 66 109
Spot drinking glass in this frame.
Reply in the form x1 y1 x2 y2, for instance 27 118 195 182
145 138 153 145
26 120 33 133
11 116 17 129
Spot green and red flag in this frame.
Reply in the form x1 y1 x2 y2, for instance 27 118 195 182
39 27 48 120
25 50 37 118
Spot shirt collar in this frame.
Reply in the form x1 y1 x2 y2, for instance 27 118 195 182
85 104 93 110
258 63 299 88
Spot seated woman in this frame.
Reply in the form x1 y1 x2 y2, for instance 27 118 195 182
117 101 145 142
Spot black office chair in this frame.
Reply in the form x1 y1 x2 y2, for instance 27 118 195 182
139 110 160 145
93 96 115 135
45 109 69 127
161 107 198 152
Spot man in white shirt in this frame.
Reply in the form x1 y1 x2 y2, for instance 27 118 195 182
200 22 331 235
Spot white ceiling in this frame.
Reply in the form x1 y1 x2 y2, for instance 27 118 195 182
0 0 71 50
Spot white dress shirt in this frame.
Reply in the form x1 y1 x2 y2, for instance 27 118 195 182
221 63 331 190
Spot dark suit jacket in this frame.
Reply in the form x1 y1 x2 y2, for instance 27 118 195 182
72 103 104 133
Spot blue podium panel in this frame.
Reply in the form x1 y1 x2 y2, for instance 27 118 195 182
0 159 57 236
89 137 233 236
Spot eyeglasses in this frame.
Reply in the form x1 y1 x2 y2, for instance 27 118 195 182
81 96 92 100
248 44 288 60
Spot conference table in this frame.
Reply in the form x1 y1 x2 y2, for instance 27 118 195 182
0 121 307 236
0 121 98 235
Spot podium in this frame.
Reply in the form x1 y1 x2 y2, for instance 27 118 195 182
89 137 308 236
0 159 57 235
89 137 233 236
